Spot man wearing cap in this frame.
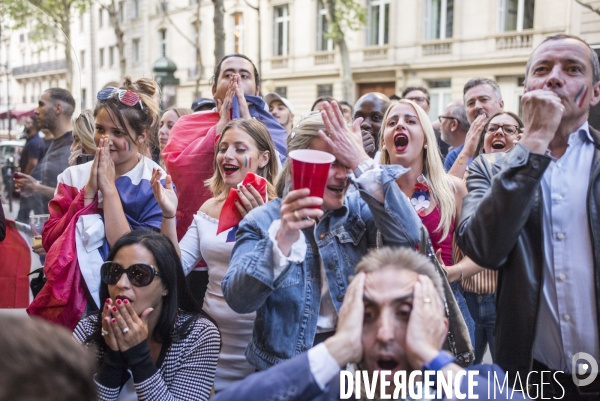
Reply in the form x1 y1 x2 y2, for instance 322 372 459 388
191 97 217 112
265 92 295 134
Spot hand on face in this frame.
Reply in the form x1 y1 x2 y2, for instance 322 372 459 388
216 75 251 134
102 297 153 352
361 131 377 158
318 101 371 171
520 89 564 152
150 168 177 217
404 275 448 369
276 188 324 256
462 114 487 157
96 136 117 194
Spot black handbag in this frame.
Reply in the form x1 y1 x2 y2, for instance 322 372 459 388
29 267 46 299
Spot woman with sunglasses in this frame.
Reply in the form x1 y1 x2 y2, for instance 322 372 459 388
151 118 279 391
379 99 478 357
448 111 523 180
74 230 220 401
28 77 167 330
221 103 421 371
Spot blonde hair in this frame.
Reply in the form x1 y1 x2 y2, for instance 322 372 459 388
71 110 96 153
206 118 279 200
163 107 193 119
275 112 324 198
355 247 445 301
379 99 456 241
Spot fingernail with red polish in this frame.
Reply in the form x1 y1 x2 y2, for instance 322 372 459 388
112 318 116 323
116 299 122 305
105 305 109 310
112 306 117 312
124 299 129 304
105 298 111 304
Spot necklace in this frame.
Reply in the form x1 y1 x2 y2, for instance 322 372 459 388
411 175 430 217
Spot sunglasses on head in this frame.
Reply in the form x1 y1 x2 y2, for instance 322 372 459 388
101 261 162 287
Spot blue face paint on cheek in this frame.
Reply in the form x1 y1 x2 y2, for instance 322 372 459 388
574 85 588 108
244 156 248 169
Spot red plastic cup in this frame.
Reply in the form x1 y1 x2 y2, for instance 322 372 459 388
289 149 335 207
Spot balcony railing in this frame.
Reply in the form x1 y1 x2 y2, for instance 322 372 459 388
363 48 388 61
271 57 288 69
495 32 533 50
12 60 67 77
422 41 452 56
314 52 334 65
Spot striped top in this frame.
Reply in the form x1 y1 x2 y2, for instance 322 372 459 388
462 269 497 294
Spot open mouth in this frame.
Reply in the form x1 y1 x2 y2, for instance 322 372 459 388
491 140 506 150
222 163 240 175
327 185 345 194
377 356 399 371
393 133 409 151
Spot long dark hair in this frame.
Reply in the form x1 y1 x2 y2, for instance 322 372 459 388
86 230 213 348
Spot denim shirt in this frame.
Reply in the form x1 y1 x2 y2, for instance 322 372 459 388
222 165 421 370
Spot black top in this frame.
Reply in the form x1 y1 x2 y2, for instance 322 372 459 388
20 133 45 173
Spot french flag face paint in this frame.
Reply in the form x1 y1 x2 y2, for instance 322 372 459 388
574 85 588 108
123 140 131 152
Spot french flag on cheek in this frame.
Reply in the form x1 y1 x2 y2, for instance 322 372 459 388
26 157 167 330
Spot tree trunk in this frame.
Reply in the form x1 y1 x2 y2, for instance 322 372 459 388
213 0 225 66
325 0 353 102
194 3 202 97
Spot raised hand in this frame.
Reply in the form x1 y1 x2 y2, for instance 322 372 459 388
97 136 117 195
84 146 100 201
462 113 487 157
101 298 119 351
233 75 251 119
109 298 153 352
234 183 265 218
275 188 324 256
151 168 177 217
216 78 236 135
318 101 370 170
405 275 448 369
520 89 564 154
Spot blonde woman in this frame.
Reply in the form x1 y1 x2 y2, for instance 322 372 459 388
151 118 279 391
69 110 97 166
379 99 478 345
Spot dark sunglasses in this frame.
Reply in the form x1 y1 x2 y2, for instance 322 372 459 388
101 261 162 287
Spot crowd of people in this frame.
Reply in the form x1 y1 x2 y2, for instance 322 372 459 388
0 32 599 401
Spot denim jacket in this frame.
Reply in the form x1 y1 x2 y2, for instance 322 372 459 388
222 165 422 370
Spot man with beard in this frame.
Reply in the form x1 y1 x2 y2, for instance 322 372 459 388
266 92 295 133
212 247 524 400
16 115 46 223
444 78 504 171
458 34 600 399
15 89 74 211
353 93 390 158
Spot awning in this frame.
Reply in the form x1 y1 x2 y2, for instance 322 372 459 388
0 109 36 120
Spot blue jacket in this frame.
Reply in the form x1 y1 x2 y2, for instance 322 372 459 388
222 165 422 370
211 353 528 401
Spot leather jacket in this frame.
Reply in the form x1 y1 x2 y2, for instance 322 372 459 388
456 129 600 378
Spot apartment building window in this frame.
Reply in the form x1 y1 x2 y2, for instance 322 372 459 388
189 22 200 77
232 13 244 54
119 3 125 23
19 34 25 43
424 0 453 40
82 88 87 110
80 50 85 69
132 0 139 19
99 8 103 28
99 48 105 67
109 46 115 67
367 0 389 46
80 12 85 32
159 29 167 57
22 84 27 104
499 0 534 31
317 84 333 98
273 4 290 57
133 38 140 63
428 79 451 121
317 0 333 52
275 86 287 98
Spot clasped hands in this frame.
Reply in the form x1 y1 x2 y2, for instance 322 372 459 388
84 136 116 204
101 297 153 352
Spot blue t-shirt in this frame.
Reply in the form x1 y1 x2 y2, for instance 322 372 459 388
20 133 46 173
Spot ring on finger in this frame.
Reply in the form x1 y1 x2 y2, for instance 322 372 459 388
122 327 130 334
294 210 302 221
423 298 432 304
101 329 109 337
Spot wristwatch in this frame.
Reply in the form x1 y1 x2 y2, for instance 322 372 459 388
422 350 455 372
353 158 375 178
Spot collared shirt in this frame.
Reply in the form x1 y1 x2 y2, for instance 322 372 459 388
533 122 600 372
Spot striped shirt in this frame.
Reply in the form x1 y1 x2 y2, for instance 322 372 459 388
462 269 497 294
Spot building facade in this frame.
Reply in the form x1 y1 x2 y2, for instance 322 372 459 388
1 0 599 135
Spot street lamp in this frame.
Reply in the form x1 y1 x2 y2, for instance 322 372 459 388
152 56 180 110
